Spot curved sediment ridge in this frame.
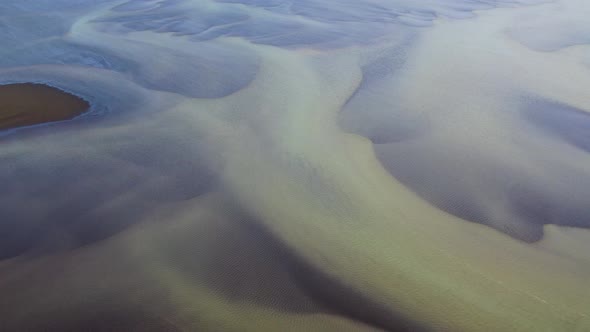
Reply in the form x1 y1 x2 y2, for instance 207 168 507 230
0 83 89 131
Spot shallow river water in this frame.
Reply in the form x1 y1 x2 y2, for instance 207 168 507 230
1 0 590 331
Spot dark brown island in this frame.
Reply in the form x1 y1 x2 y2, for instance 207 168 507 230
0 83 89 130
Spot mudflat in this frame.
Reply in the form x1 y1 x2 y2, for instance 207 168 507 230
0 83 89 130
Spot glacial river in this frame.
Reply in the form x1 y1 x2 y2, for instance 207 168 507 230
1 0 590 331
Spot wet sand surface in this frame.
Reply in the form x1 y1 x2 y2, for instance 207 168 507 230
1 0 590 331
0 83 89 130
